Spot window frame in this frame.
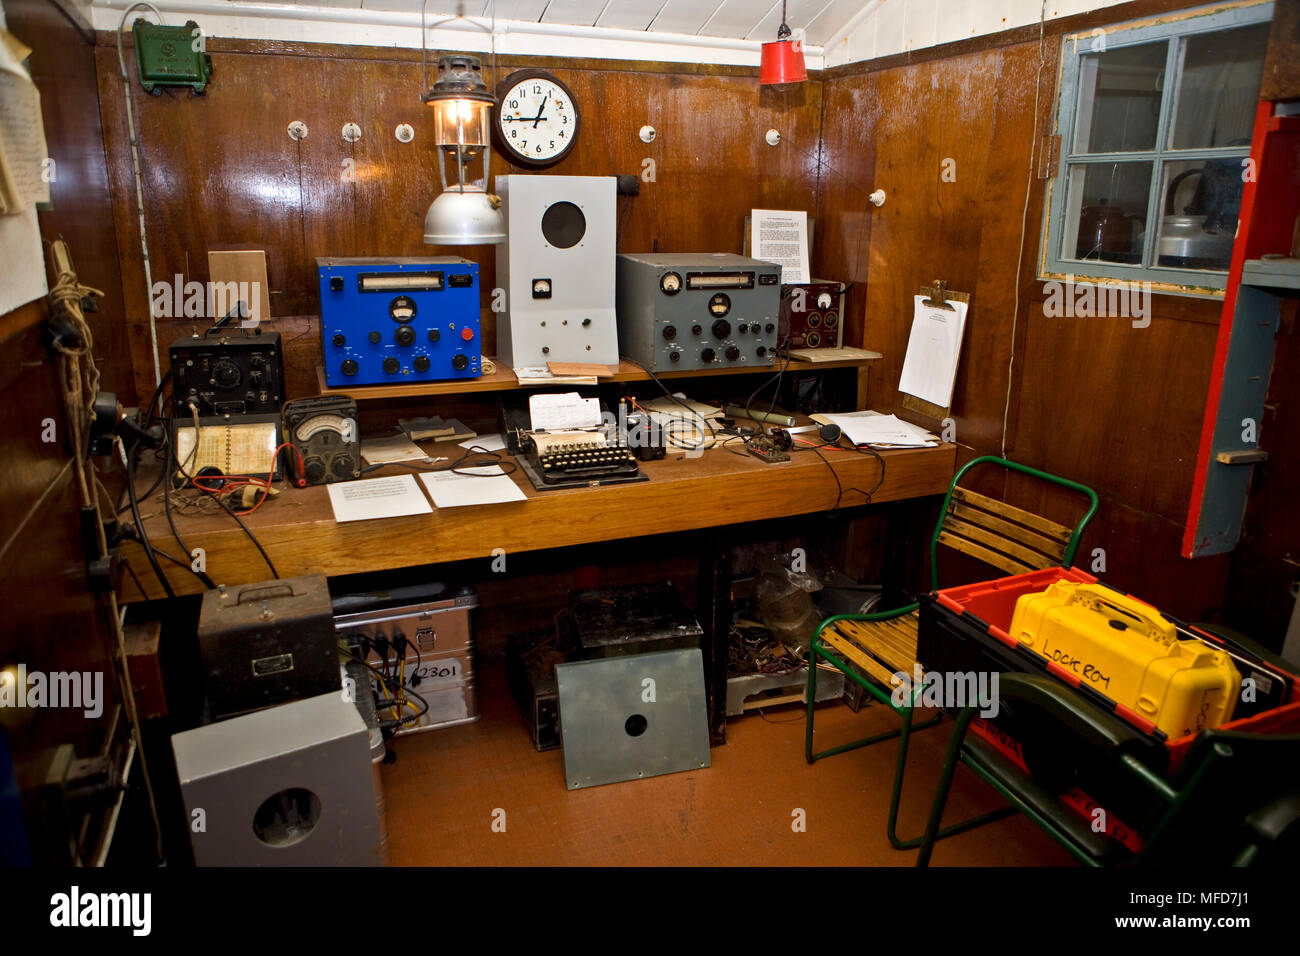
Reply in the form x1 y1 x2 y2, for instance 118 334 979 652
1040 1 1274 298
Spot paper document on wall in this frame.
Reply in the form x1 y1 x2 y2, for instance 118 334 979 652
0 27 51 214
898 296 969 408
750 209 808 284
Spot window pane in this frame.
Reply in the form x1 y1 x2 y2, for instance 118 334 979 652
1073 41 1166 154
1155 158 1243 271
1062 162 1153 264
1169 23 1269 150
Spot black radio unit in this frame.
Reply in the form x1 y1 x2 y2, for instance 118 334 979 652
170 330 284 419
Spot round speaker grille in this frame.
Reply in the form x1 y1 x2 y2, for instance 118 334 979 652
541 201 586 248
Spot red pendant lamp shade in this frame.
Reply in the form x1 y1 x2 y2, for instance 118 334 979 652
760 6 806 85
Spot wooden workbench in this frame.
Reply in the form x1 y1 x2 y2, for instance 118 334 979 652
118 440 956 603
118 438 956 742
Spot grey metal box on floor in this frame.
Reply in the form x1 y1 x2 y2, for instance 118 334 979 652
172 692 385 865
557 648 711 790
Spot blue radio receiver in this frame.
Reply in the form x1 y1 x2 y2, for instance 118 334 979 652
318 257 482 387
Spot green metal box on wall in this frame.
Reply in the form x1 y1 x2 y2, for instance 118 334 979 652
133 19 212 94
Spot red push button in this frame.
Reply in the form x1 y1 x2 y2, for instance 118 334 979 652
461 327 474 341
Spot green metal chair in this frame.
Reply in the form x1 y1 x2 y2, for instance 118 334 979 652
804 455 1099 849
915 672 1300 866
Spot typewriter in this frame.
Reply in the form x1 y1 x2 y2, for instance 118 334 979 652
516 430 645 491
501 398 649 492
534 435 640 484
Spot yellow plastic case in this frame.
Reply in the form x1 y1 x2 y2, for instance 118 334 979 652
1009 582 1240 739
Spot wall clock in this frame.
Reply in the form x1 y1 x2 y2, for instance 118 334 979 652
493 69 580 168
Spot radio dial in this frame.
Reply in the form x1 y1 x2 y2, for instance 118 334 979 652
341 359 359 376
413 355 430 372
305 458 327 482
700 348 716 363
452 354 469 371
332 333 346 347
669 351 681 362
663 325 677 341
211 359 241 389
428 329 440 343
382 357 400 374
725 346 740 361
691 325 702 336
737 323 748 333
368 330 381 344
395 325 416 346
711 319 731 339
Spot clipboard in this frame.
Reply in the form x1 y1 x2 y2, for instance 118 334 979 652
900 279 970 422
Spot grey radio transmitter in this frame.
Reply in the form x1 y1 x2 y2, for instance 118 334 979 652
616 253 781 372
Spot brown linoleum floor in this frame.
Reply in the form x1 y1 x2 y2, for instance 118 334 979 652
380 660 1077 866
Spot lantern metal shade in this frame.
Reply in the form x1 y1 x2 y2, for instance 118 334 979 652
424 190 506 245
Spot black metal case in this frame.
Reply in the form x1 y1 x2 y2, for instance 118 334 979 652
197 575 338 720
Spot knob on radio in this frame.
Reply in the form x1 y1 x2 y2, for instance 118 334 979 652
711 319 731 339
382 356 400 374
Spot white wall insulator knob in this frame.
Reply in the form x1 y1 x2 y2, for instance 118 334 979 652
639 125 656 143
395 124 415 143
765 129 781 146
868 189 886 207
342 122 362 143
287 121 308 141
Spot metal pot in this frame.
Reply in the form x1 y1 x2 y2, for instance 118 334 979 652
1157 168 1238 268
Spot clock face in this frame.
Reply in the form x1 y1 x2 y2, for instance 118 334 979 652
494 70 579 167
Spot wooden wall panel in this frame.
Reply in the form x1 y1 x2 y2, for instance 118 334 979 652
1 0 129 863
95 40 824 404
813 22 1238 623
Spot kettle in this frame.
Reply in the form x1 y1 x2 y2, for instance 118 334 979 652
1157 164 1241 268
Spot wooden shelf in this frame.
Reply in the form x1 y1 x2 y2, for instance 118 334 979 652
316 353 881 401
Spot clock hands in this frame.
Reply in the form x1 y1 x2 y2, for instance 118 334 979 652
501 95 552 128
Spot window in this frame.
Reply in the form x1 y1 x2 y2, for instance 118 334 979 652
1041 3 1273 295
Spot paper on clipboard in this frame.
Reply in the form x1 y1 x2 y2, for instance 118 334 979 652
898 296 968 408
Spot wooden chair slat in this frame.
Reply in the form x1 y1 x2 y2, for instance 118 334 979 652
937 530 1036 576
836 616 918 674
946 502 1068 559
950 486 1074 541
821 629 898 685
942 516 1059 570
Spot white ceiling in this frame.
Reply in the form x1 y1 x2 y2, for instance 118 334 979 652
88 1 1136 68
292 0 865 46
